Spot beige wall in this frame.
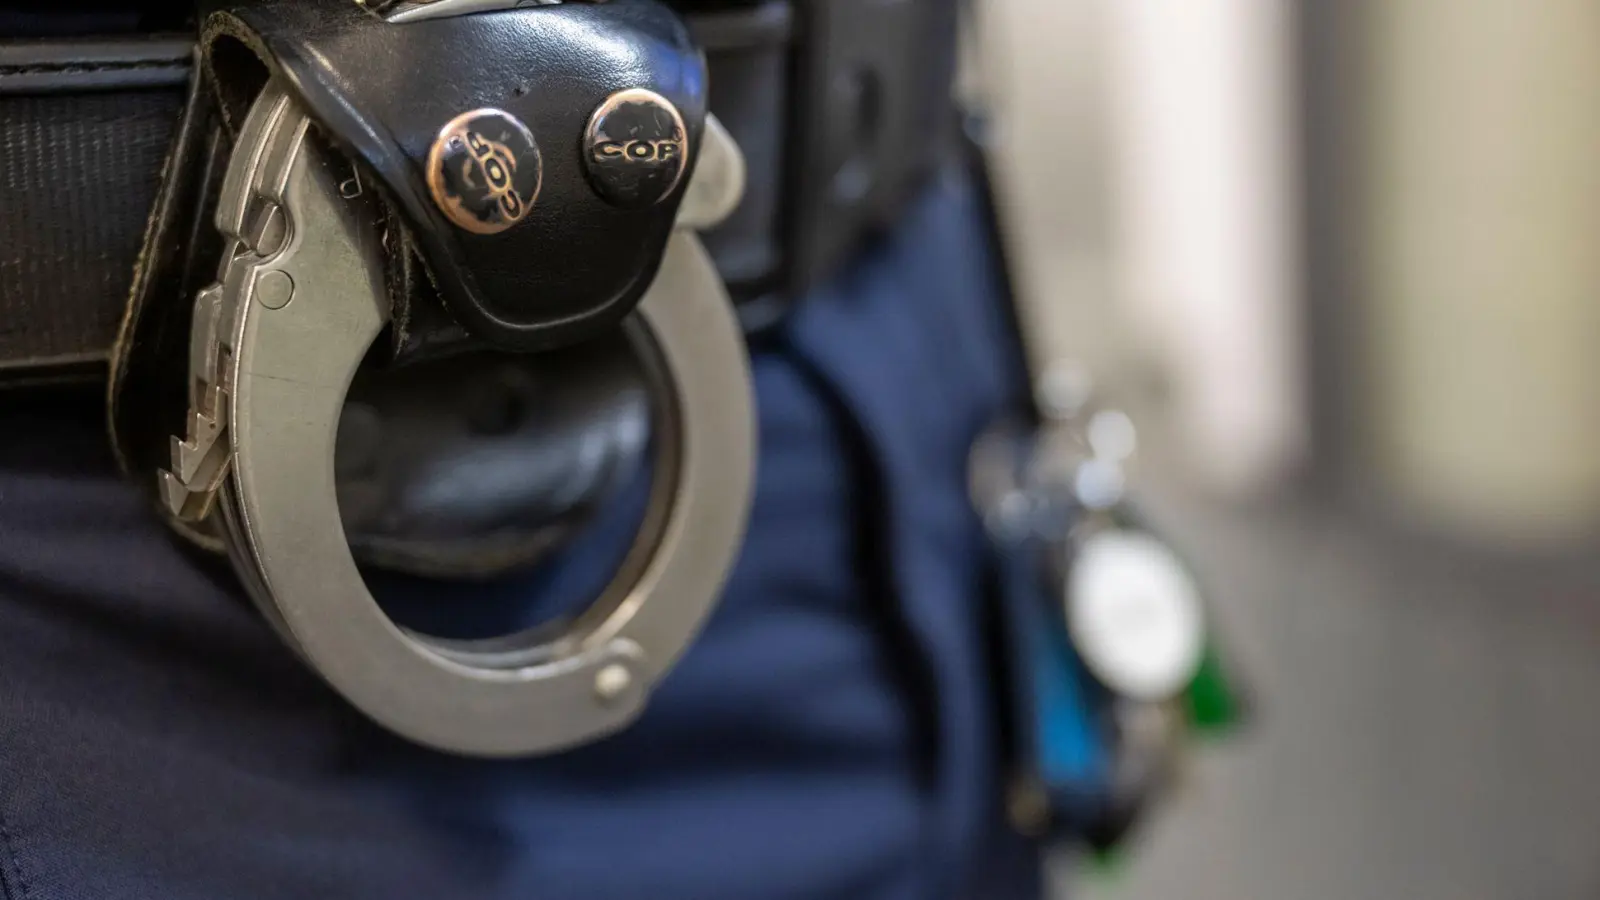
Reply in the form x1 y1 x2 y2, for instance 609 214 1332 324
1361 0 1600 546
977 0 1307 497
972 0 1115 379
982 0 1600 546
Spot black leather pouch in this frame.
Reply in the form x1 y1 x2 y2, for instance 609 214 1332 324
110 0 711 575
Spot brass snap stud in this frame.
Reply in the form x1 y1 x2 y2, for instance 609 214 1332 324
583 88 689 209
426 108 542 235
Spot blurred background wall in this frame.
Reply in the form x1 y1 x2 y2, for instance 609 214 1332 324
978 0 1600 544
969 1 1600 898
1358 0 1600 547
976 0 1306 499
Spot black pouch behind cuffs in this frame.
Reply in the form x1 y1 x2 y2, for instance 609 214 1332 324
106 2 713 576
200 0 708 355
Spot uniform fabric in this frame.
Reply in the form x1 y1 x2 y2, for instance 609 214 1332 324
0 167 1042 899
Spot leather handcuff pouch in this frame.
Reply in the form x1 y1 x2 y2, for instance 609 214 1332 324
110 0 710 577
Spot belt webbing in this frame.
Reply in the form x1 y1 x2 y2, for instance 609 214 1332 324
0 1 955 385
0 39 190 384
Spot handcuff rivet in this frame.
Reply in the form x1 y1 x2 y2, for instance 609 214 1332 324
593 663 634 705
256 270 295 310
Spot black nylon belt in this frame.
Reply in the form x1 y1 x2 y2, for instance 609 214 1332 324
0 38 190 383
0 0 957 385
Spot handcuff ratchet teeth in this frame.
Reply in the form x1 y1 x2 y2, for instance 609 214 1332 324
160 79 756 757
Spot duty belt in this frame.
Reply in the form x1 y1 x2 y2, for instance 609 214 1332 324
0 0 958 756
0 0 959 382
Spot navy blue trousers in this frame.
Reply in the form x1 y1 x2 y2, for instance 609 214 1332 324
0 167 1042 899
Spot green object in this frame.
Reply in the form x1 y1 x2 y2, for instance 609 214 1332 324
1185 643 1245 735
1080 841 1131 883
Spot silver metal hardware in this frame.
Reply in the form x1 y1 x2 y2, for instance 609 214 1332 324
375 0 567 25
162 81 756 757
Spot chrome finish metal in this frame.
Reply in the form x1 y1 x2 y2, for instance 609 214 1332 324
377 0 565 25
676 115 744 231
163 80 756 757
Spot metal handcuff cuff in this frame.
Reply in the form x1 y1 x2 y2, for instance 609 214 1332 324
154 1 756 757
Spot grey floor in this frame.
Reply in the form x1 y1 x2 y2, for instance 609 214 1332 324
1049 493 1600 900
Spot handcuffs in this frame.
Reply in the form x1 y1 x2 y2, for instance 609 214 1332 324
140 0 758 757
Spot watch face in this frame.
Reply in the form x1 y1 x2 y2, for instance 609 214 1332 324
1067 529 1206 702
